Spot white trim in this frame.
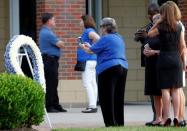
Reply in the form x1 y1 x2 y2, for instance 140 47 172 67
9 0 20 38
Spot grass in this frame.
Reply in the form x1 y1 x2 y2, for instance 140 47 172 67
53 126 187 131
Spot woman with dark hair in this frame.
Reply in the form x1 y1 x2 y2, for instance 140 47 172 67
143 13 163 126
76 15 100 113
148 1 187 126
81 17 128 127
135 3 162 126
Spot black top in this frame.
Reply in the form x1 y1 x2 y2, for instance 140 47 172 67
157 23 183 89
144 28 161 96
135 22 153 67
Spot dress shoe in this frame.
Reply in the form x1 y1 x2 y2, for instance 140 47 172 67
145 121 154 126
46 107 59 113
173 118 179 127
145 120 161 126
184 120 187 126
159 118 171 127
54 105 67 112
179 120 186 127
82 107 97 113
151 120 162 126
164 118 172 127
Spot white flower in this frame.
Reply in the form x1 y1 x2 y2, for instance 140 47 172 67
4 35 46 91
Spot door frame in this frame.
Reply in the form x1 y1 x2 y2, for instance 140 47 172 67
9 0 20 38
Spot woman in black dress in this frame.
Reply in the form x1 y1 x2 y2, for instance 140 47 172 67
135 4 160 125
143 14 162 126
148 1 187 126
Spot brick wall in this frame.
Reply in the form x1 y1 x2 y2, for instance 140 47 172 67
0 0 9 72
179 0 187 40
36 0 85 80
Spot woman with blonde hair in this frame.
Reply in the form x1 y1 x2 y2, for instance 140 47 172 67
169 1 187 127
148 1 187 126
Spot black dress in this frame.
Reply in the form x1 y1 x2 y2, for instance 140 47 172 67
157 23 183 89
144 36 161 96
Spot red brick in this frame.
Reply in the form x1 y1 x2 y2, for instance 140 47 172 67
36 0 85 80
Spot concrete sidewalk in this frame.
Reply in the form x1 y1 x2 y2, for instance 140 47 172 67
33 105 187 131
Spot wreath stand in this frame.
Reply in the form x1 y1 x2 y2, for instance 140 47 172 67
18 47 52 129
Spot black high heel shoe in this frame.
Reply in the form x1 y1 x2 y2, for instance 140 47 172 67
179 120 186 127
160 118 171 127
164 118 172 126
151 121 162 126
173 118 179 127
183 120 186 127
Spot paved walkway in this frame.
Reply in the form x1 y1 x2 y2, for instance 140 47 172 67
32 105 187 131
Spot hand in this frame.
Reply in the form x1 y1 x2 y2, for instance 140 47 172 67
143 48 151 57
138 31 147 38
79 42 93 54
183 55 187 72
79 42 91 52
143 49 157 57
157 17 162 24
79 43 85 49
184 66 187 72
152 17 162 28
83 42 91 48
135 30 147 38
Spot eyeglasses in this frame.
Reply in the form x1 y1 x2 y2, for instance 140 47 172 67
100 25 107 28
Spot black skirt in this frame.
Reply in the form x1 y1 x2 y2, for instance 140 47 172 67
144 55 161 96
157 52 183 89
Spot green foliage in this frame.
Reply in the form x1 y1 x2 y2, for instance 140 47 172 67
0 73 45 129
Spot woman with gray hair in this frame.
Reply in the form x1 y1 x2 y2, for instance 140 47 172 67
80 17 128 127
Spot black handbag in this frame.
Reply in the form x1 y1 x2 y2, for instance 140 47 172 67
74 61 86 71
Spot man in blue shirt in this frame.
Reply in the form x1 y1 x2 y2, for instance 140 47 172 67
39 13 67 113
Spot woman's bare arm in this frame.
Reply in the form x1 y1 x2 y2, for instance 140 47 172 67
89 32 100 43
179 31 187 71
148 27 159 38
79 43 94 54
148 18 162 37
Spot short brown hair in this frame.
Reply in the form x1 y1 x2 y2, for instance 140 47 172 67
100 17 117 33
81 15 96 29
41 13 53 24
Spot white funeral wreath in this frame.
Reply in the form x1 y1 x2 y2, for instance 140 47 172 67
4 35 46 90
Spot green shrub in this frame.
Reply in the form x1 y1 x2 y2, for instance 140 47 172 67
0 73 45 129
